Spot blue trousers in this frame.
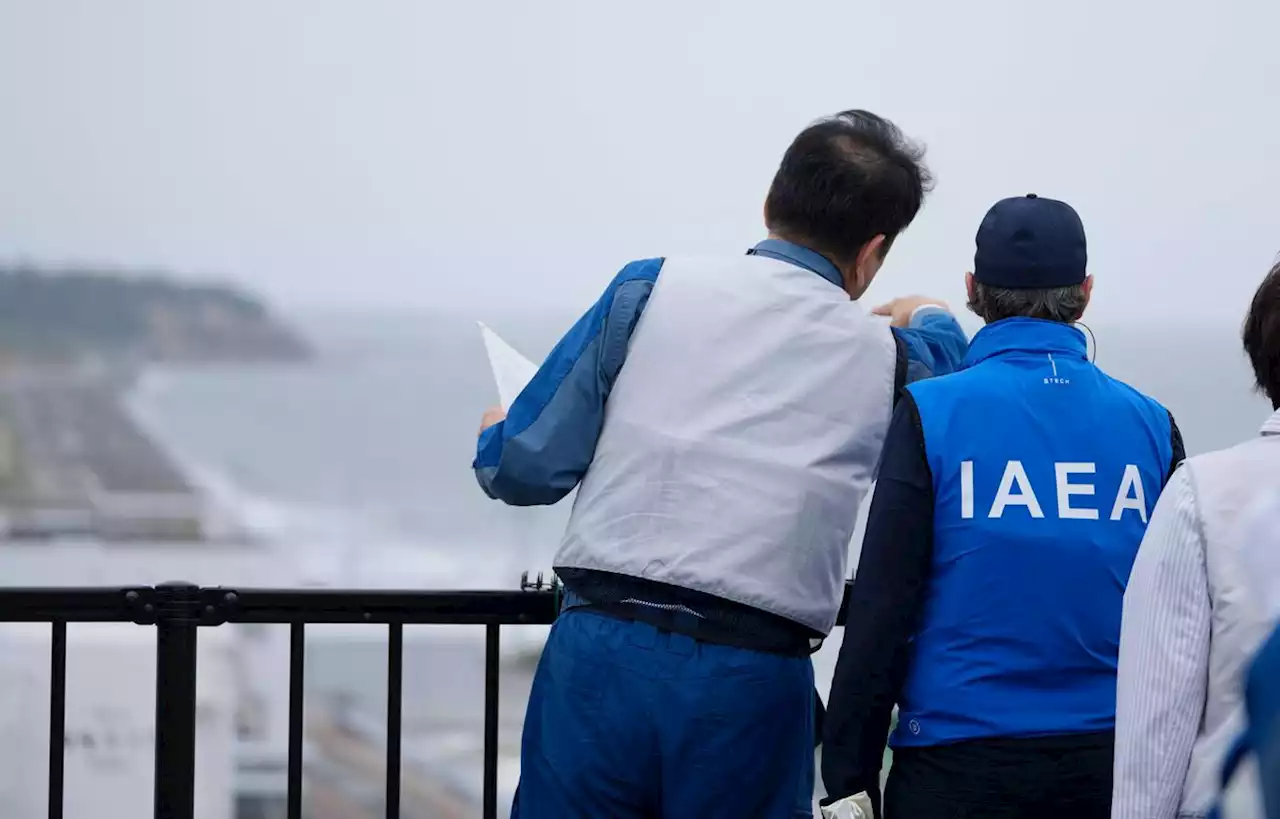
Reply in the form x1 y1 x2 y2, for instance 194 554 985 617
511 608 815 819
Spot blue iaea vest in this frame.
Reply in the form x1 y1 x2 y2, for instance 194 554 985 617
894 318 1173 747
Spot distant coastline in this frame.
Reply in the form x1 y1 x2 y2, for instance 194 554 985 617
0 263 310 542
0 263 311 369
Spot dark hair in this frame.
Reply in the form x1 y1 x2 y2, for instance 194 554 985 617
968 282 1089 324
1243 260 1280 409
764 109 932 266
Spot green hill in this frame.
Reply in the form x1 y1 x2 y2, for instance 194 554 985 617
0 264 310 365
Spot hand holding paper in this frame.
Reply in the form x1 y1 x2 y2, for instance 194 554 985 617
479 406 506 433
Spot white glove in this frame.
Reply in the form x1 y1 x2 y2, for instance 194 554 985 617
820 791 874 819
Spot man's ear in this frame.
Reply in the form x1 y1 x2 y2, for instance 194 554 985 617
1069 275 1094 323
846 234 887 297
965 271 976 303
855 234 887 273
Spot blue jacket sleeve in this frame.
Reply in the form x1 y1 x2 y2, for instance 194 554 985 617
821 393 935 817
472 258 663 506
890 307 969 402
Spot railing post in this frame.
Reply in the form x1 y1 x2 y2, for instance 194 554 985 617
152 582 201 819
483 624 500 819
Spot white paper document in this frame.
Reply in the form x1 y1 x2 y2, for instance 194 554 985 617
477 321 538 410
819 792 874 819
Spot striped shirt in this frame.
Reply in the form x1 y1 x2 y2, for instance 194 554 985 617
1113 409 1280 819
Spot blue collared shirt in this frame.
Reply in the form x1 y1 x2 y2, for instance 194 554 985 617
748 238 847 288
474 241 970 506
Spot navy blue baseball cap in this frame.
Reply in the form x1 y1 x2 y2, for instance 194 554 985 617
973 194 1087 289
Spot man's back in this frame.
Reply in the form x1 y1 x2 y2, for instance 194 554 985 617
902 317 1176 745
558 252 898 635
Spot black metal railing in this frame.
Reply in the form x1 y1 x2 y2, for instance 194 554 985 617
0 576 852 819
0 576 561 819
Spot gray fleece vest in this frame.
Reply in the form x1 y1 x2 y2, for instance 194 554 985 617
554 253 897 634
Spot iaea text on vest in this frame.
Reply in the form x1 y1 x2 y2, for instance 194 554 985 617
958 460 1148 522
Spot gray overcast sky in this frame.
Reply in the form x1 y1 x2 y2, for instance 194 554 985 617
0 0 1276 321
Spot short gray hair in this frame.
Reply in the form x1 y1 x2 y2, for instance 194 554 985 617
967 281 1089 324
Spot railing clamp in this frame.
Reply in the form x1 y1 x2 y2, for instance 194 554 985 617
520 570 562 612
124 582 240 627
519 570 560 592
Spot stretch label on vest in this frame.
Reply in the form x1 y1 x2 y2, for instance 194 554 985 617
959 460 1147 522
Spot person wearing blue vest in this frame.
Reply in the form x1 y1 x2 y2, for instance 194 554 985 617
473 109 970 818
820 194 1185 819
